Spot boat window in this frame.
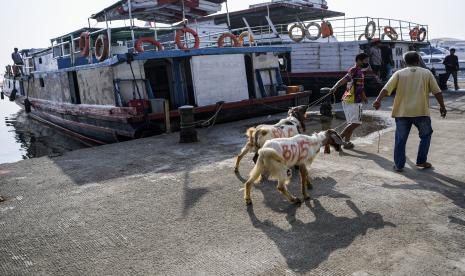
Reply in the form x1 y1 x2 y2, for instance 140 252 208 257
40 78 45 88
38 58 42 64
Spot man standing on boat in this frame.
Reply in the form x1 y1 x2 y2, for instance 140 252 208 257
373 51 447 172
443 48 460 90
11 48 24 75
330 53 370 149
367 39 382 78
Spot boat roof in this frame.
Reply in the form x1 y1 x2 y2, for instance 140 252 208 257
51 28 102 42
198 2 344 28
91 0 226 24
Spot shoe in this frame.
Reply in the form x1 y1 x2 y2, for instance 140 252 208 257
416 162 432 169
393 165 404 172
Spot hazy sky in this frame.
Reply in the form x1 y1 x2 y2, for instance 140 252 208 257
1 0 464 72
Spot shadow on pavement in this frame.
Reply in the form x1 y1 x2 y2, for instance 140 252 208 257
247 199 395 273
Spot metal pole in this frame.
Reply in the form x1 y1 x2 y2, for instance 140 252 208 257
128 0 136 48
225 0 231 31
105 11 112 58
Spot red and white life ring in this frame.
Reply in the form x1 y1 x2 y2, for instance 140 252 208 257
94 34 109 61
175 27 200 50
135 37 164 52
79 32 90 57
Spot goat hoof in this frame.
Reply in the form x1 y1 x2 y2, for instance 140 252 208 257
292 198 302 204
245 199 252 205
304 195 311 201
234 168 239 173
307 183 313 190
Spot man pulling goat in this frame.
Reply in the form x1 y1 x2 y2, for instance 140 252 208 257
243 129 346 205
234 105 308 172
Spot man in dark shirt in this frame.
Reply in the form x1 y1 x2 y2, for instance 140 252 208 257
381 43 395 81
443 48 460 90
11 48 24 75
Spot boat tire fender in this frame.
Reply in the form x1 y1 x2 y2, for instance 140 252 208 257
1 91 4 100
94 34 109 62
288 24 306 43
365 21 376 40
383 26 398 41
306 22 321 40
217 33 240 48
135 37 164 52
79 32 90 57
9 88 17 102
176 27 200 50
238 31 255 46
24 98 32 113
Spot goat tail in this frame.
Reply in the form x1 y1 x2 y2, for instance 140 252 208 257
246 127 256 147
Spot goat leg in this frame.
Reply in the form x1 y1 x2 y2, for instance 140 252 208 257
235 143 252 172
299 165 311 200
277 180 301 204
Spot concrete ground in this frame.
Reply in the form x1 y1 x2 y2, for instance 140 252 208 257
1 92 465 276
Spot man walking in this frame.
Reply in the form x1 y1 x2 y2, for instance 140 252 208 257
367 39 382 78
443 48 460 90
373 51 447 172
330 53 370 149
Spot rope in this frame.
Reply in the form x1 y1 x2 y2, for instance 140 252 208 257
181 102 224 129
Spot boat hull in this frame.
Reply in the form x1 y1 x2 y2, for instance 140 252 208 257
3 92 312 144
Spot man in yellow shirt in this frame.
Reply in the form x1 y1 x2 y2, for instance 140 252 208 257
373 51 447 172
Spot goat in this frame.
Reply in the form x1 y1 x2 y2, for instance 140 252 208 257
234 105 308 172
243 129 346 205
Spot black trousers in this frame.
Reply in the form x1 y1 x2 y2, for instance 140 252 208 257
445 70 459 89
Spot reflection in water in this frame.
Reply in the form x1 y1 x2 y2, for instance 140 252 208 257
2 109 88 163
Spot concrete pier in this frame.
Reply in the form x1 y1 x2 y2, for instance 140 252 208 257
1 92 465 275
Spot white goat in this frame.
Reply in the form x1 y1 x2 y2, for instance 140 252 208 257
234 105 307 172
243 129 345 205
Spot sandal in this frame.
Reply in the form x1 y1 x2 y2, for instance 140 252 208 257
343 142 355 149
416 162 432 169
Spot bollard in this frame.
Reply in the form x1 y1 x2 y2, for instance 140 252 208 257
319 87 333 117
179 105 198 143
24 98 32 113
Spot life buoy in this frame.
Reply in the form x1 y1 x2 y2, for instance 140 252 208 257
365 21 376 40
306 22 321 40
383 26 398 41
417 27 427 42
288 24 306 43
409 27 419 41
217 33 240 48
238 31 255 46
321 21 333 38
94 34 109 62
135 37 164 52
175 27 200 50
79 32 90 57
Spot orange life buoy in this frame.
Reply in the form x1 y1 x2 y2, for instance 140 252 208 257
409 27 419 41
238 31 255 46
94 34 109 61
79 32 90 57
383 26 398 41
175 27 200 50
217 33 240 48
135 37 164 53
321 21 333 38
